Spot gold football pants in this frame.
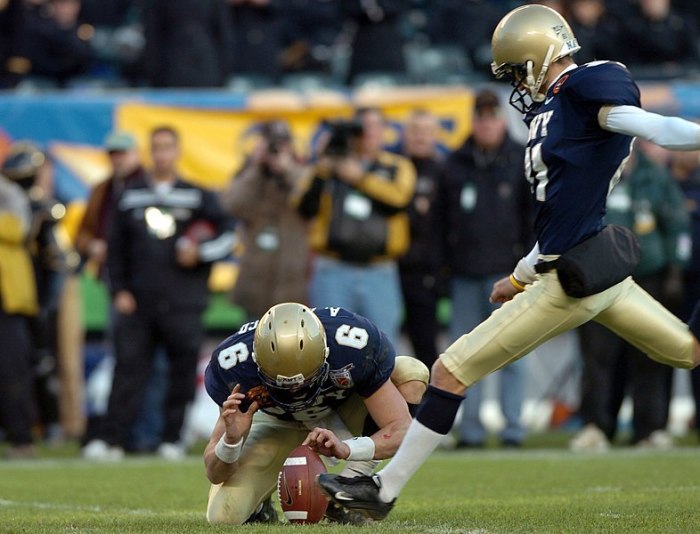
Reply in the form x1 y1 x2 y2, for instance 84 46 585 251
442 272 695 389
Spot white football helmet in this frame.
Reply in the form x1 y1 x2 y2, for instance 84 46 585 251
491 4 580 112
253 303 330 412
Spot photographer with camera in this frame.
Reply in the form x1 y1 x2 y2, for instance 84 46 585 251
294 107 416 345
221 120 311 320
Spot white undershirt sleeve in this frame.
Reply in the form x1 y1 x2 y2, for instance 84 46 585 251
513 242 540 284
600 105 700 150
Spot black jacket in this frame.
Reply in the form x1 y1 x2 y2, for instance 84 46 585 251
439 135 533 277
398 155 444 272
108 175 235 312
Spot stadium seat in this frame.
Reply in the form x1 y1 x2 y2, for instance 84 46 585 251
405 44 473 85
351 71 413 90
280 72 342 93
226 74 275 93
14 76 60 92
66 74 129 90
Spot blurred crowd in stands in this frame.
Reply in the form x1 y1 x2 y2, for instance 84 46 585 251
1 0 699 91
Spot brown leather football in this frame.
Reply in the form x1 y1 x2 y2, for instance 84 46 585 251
277 445 328 524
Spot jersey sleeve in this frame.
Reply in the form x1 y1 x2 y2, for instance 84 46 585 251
204 357 232 407
317 306 396 398
354 329 396 398
342 311 395 397
567 61 641 109
204 331 252 407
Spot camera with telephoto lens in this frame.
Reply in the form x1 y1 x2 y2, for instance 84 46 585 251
322 119 363 157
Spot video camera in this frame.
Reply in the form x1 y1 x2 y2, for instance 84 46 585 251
322 119 363 157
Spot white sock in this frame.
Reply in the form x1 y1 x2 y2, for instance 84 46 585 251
375 419 443 502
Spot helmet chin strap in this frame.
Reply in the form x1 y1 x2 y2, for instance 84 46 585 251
527 44 555 103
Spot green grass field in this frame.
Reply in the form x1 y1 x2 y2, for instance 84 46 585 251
1 436 699 533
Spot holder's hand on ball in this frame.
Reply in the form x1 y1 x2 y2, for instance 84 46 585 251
303 428 350 460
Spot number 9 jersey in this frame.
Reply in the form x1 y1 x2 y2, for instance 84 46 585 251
204 306 395 422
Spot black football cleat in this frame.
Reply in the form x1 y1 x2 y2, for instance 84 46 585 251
324 501 373 525
317 473 395 521
244 497 279 524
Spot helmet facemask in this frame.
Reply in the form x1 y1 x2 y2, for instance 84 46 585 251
257 360 330 412
492 44 555 114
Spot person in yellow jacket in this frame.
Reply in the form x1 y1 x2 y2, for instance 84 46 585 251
0 172 38 459
294 107 416 345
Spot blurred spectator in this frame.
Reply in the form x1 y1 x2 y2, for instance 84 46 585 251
674 0 700 36
440 90 531 448
279 0 343 74
669 150 700 323
82 126 236 460
0 0 29 88
397 109 445 369
668 149 700 440
75 131 152 449
570 145 691 451
142 0 232 87
2 141 74 445
565 0 624 64
531 0 566 13
75 131 143 279
616 0 700 77
79 0 144 84
294 107 416 345
220 120 310 320
0 172 38 459
227 0 286 81
79 0 133 26
21 0 93 86
427 0 507 76
342 0 407 84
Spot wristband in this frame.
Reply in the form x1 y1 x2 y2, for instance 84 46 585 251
214 434 244 464
343 436 376 461
509 274 526 292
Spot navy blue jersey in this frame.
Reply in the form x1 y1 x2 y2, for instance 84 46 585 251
523 61 641 254
204 307 395 422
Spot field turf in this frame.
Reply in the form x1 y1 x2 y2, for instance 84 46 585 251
1 435 699 533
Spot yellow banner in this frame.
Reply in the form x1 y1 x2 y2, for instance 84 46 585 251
115 87 476 190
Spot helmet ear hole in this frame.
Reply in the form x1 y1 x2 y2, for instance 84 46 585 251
271 341 275 352
299 339 304 350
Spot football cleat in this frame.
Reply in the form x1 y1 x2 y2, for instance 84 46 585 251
317 473 395 521
244 497 279 524
324 501 373 525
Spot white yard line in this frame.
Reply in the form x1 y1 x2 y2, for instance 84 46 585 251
0 498 201 517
